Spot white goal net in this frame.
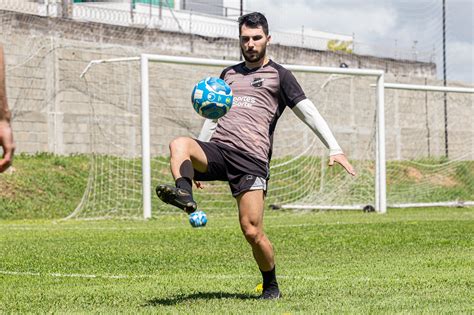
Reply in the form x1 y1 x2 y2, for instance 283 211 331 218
68 54 472 220
68 55 386 219
383 83 474 208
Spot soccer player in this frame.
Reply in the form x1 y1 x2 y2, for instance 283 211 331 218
156 12 356 299
0 45 14 173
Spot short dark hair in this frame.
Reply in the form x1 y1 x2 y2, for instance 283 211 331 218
238 12 269 36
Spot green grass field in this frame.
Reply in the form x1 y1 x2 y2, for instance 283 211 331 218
1 154 473 312
1 207 472 313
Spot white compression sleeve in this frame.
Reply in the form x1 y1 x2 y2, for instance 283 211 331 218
292 98 343 156
197 119 218 142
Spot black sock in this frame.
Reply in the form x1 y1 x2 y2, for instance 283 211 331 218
175 177 193 195
260 266 278 289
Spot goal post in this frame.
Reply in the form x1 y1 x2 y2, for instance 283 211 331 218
71 53 389 219
139 54 242 219
379 82 474 209
140 54 151 219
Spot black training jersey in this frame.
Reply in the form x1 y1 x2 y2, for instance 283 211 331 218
210 60 306 163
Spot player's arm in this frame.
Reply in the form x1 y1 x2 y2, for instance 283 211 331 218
197 67 232 141
0 46 10 121
292 99 356 176
197 118 218 142
197 67 232 142
0 45 15 172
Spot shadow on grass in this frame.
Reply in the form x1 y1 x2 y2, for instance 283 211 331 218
145 291 257 306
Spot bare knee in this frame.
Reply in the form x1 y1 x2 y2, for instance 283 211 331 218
169 137 191 156
241 224 264 246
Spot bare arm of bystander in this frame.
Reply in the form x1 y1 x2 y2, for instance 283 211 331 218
0 45 15 172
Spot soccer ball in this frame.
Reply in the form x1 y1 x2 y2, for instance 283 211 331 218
189 210 208 228
191 77 233 119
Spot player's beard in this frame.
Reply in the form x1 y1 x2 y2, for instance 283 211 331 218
241 45 267 63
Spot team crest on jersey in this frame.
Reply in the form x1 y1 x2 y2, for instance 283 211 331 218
251 77 264 87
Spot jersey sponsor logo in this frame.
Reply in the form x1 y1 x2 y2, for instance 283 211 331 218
233 96 256 108
251 77 264 87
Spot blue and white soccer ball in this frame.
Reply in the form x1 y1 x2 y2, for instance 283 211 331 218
191 77 233 119
189 210 208 228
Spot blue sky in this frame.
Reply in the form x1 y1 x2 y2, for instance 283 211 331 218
246 0 473 83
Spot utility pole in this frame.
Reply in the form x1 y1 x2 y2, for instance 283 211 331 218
149 0 152 20
159 0 162 20
239 0 243 61
61 0 70 18
442 0 448 157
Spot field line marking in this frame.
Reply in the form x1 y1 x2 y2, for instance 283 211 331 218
0 270 401 282
0 270 149 279
0 270 298 281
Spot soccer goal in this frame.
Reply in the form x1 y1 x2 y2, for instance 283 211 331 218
67 53 387 220
381 83 474 209
284 82 474 211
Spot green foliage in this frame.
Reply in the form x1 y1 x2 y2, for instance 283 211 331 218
386 159 474 203
1 154 473 219
0 208 472 313
0 153 89 219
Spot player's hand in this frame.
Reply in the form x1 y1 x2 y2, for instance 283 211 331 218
194 180 205 189
0 120 14 173
329 153 356 176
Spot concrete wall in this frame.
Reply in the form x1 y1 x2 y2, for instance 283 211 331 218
1 11 472 161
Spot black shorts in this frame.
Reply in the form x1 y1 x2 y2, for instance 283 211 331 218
194 140 269 197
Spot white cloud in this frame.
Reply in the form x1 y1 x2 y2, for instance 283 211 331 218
246 0 473 83
248 0 397 38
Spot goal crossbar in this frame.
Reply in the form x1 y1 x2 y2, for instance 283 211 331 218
371 83 474 94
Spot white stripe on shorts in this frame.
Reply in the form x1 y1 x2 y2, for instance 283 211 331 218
249 176 267 191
